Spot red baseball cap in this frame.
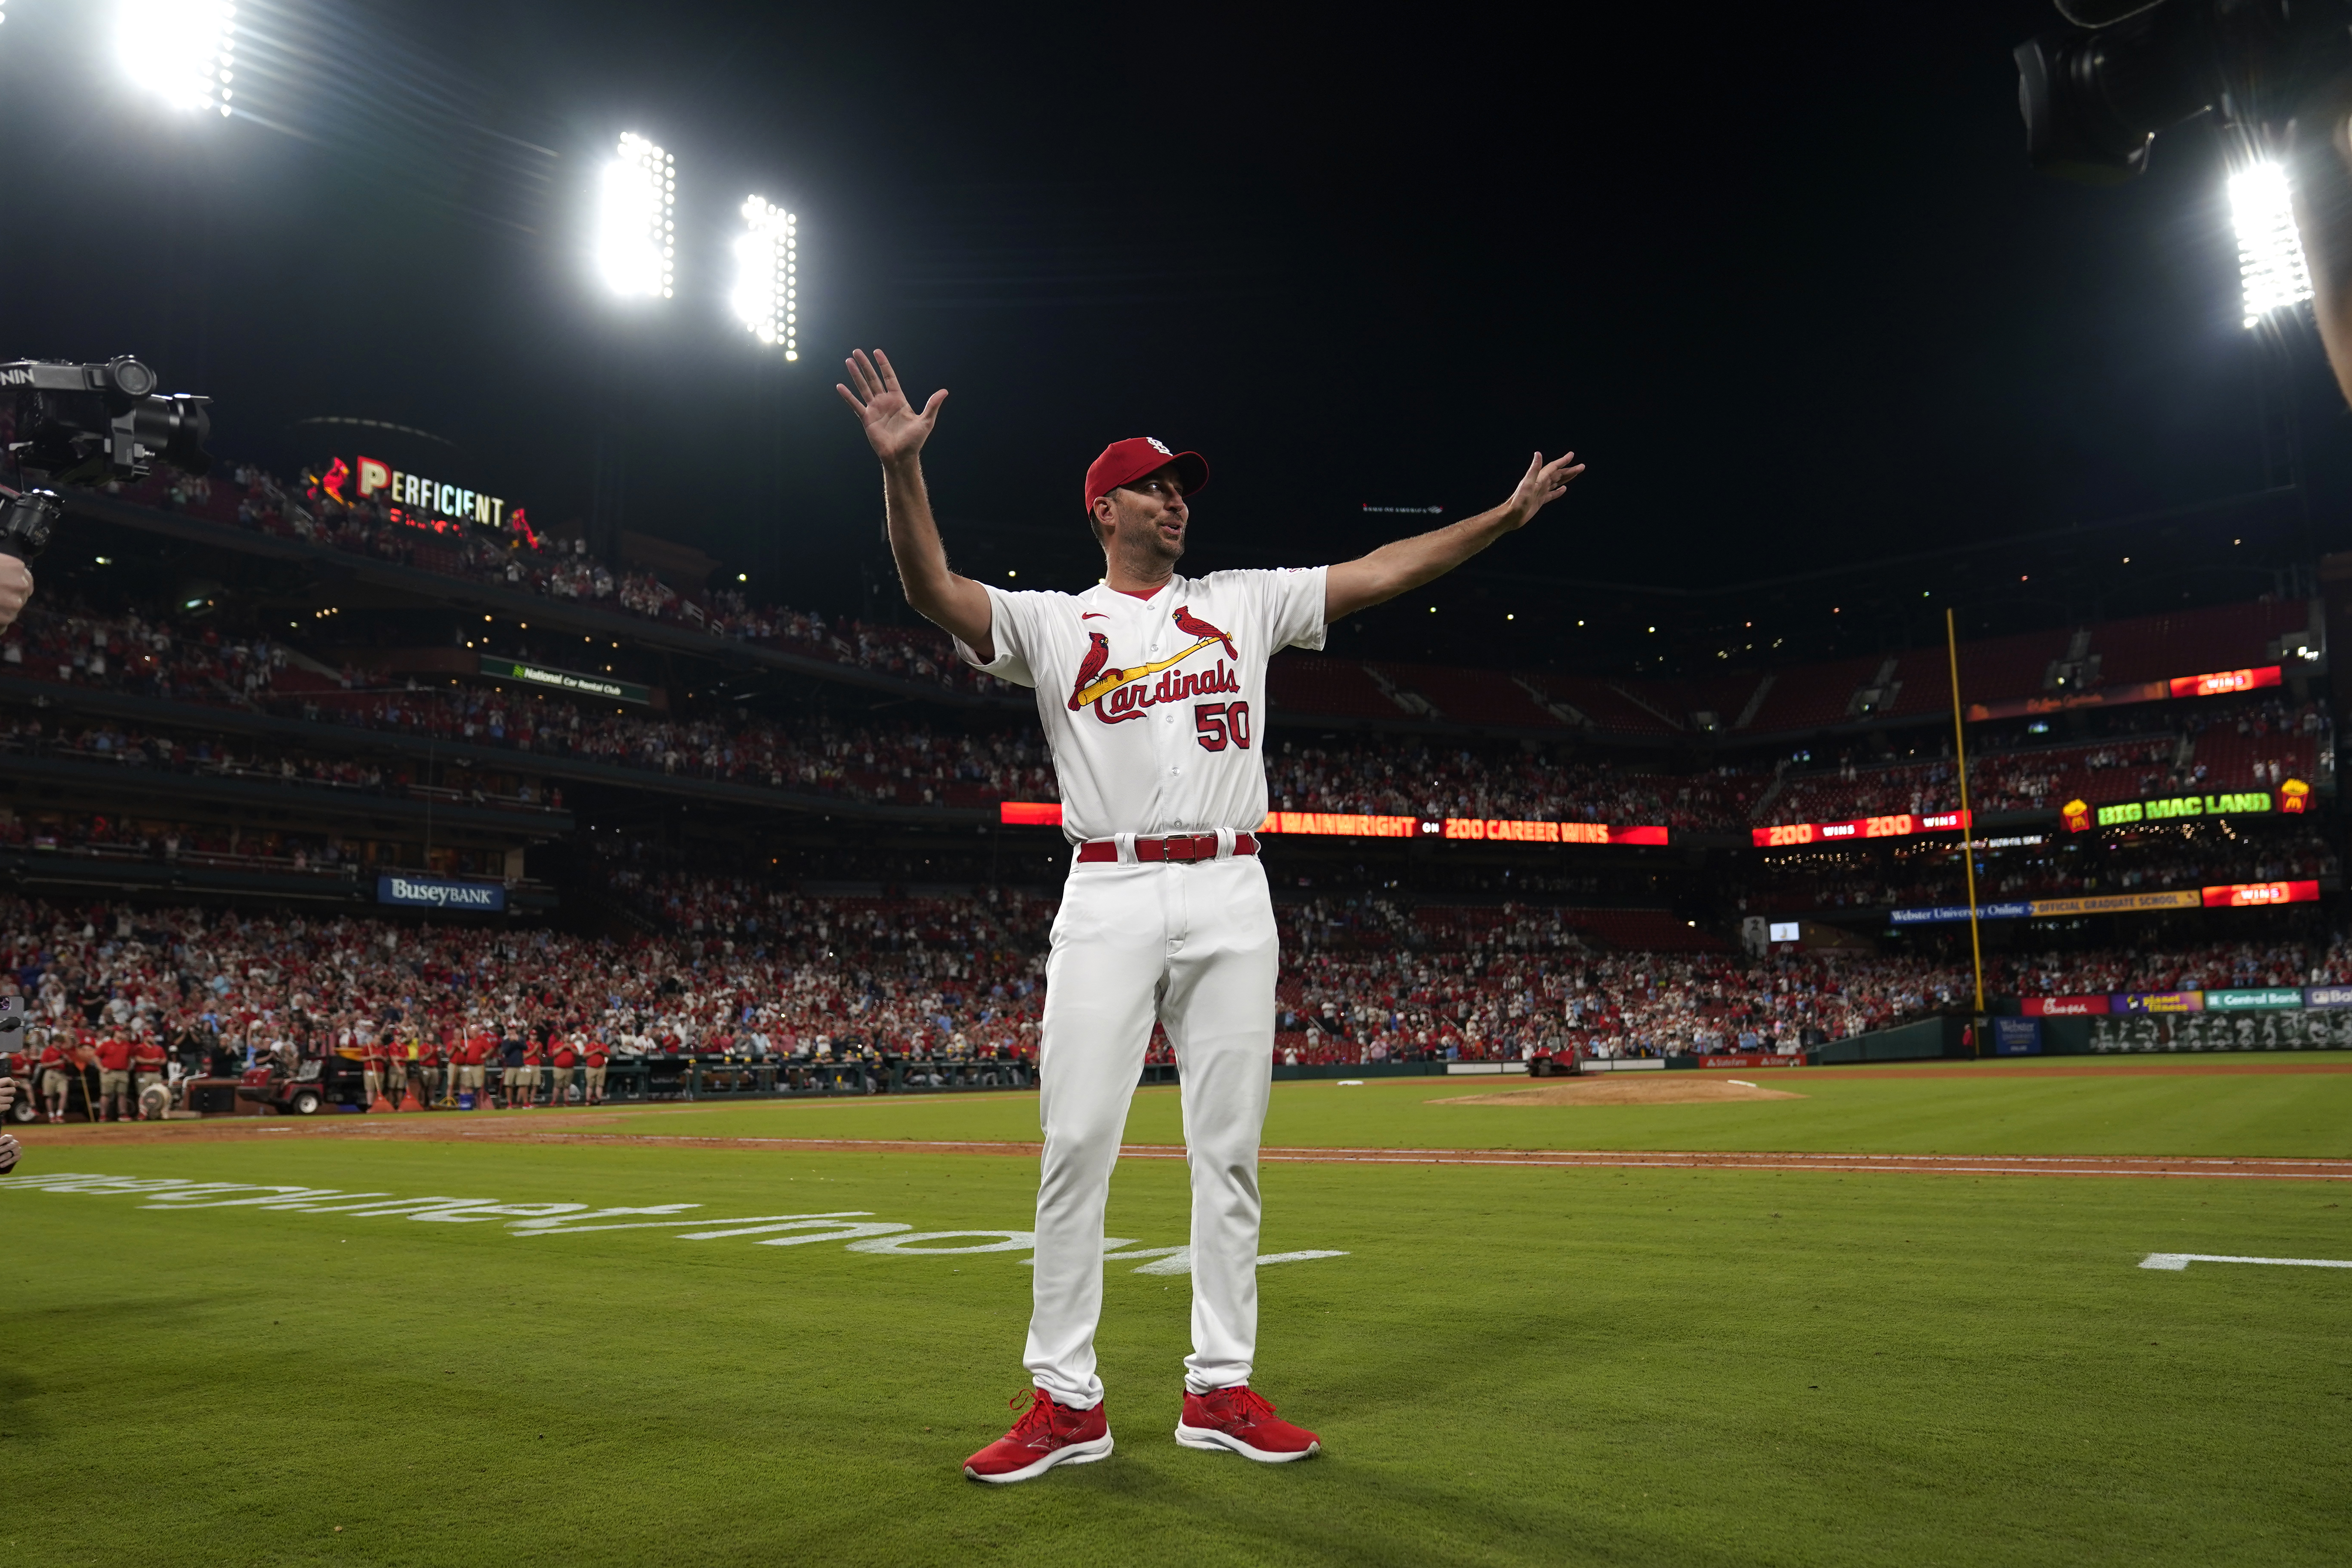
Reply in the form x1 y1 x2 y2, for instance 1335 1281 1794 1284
1082 436 1209 515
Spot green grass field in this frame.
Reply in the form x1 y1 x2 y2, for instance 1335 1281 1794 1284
8 1060 2349 1566
571 1055 2352 1158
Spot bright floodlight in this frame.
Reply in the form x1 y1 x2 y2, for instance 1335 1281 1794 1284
2229 161 2313 329
117 0 236 116
597 132 675 300
731 196 800 360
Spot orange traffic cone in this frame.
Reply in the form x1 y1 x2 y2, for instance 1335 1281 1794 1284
398 1079 424 1112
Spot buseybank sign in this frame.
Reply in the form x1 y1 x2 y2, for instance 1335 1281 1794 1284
377 875 506 912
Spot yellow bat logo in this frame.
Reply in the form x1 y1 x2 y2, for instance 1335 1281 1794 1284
1071 636 1221 710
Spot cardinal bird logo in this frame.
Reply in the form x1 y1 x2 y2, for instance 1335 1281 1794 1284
1069 632 1123 711
1173 606 1235 661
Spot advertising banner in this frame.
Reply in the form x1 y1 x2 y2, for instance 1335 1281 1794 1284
1752 811 1967 848
2305 986 2352 1009
1441 818 1668 846
377 874 506 912
2203 988 2305 1011
1260 812 1419 838
1889 902 2033 925
1992 1017 2042 1055
2027 890 2202 917
2201 880 2321 908
2021 995 2110 1016
2092 1010 2352 1053
479 656 652 706
2096 791 2274 827
1696 1054 1803 1069
2113 991 2203 1014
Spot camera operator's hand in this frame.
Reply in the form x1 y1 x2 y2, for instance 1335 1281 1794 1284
0 555 34 633
0 1131 17 1174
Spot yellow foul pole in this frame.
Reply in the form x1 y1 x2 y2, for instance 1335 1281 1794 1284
1945 608 1987 1021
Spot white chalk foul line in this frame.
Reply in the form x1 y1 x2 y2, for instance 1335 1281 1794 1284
2139 1253 2352 1272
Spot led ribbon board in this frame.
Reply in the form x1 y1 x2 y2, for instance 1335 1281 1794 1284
1890 881 2316 926
996 804 1669 844
479 656 651 706
1751 810 1969 849
1966 663 2281 721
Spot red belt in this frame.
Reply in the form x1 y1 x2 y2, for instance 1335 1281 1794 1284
1077 832 1258 864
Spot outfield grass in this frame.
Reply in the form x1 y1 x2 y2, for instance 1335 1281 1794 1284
7 1072 2349 1566
559 1054 2352 1158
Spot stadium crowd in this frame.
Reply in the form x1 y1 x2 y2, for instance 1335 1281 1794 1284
1742 828 2341 914
3 868 2347 1116
3 601 2331 832
133 463 1007 698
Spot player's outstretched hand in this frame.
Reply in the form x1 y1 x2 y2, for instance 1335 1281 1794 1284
1499 451 1586 530
836 349 948 466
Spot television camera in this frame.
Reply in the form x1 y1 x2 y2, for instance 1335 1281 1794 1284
2016 0 2352 183
0 356 215 562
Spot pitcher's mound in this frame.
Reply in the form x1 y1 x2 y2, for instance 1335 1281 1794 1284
1438 1077 1805 1107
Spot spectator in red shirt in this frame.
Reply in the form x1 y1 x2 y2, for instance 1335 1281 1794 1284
510 1034 543 1109
584 1038 610 1105
93 1031 134 1122
457 1025 489 1108
549 1037 579 1108
131 1030 168 1119
362 1033 389 1108
36 1031 71 1122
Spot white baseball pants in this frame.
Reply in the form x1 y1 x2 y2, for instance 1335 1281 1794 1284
1024 845 1278 1409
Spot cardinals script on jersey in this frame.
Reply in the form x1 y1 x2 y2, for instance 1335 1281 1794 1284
961 568 1325 843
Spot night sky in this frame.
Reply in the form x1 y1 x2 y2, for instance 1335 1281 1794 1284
0 0 2336 667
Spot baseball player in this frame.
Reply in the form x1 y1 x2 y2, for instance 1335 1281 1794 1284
836 349 1582 1484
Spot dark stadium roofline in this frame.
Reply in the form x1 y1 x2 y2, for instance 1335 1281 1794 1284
1440 485 2305 603
0 751 566 846
288 416 466 454
0 677 1000 830
64 490 1029 714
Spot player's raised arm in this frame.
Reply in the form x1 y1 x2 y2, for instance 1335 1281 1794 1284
1322 450 1584 624
836 349 996 657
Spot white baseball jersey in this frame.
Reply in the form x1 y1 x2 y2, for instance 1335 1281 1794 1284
955 569 1328 842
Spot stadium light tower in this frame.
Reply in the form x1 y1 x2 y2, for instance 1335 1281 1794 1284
596 132 675 300
730 196 799 360
2229 160 2313 329
116 0 236 116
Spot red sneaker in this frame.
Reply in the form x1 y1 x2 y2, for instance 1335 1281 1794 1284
962 1389 1113 1484
1175 1386 1321 1462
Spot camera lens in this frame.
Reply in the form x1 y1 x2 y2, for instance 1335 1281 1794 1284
107 357 156 399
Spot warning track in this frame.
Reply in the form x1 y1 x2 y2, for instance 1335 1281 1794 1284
21 1119 2352 1180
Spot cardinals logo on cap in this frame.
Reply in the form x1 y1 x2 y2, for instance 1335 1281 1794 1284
1147 437 1172 455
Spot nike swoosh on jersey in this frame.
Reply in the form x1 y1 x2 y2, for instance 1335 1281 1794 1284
1081 613 1108 620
